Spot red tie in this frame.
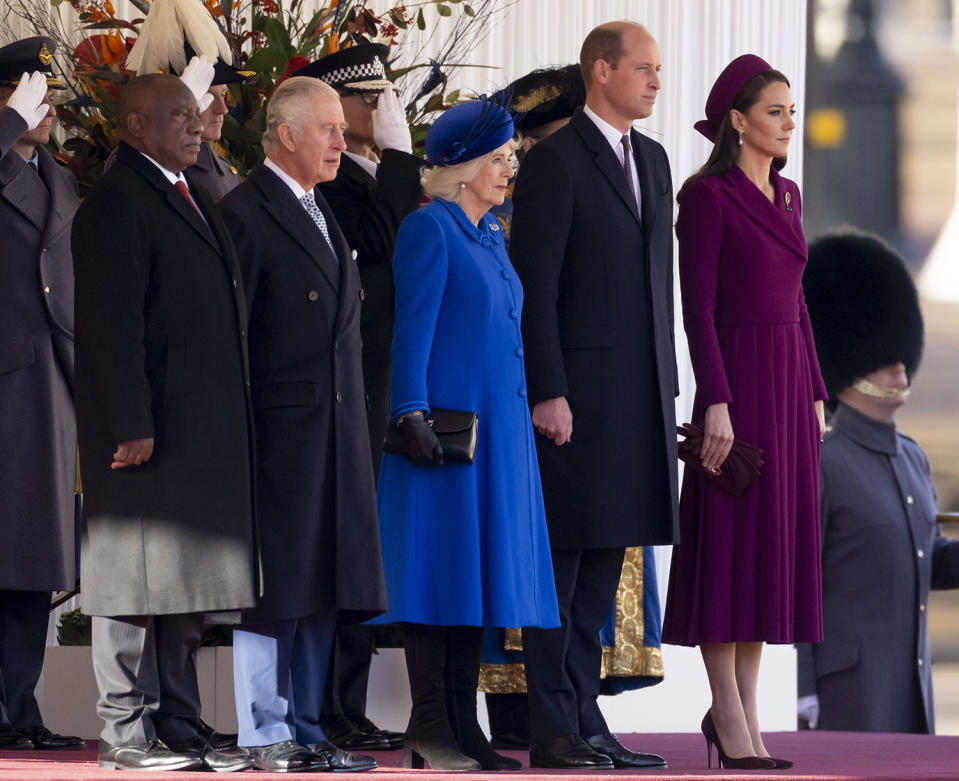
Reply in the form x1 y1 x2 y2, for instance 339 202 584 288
175 180 201 216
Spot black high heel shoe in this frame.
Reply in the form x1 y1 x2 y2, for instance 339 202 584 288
701 711 777 770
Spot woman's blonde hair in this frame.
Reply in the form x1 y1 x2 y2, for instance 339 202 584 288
421 139 519 202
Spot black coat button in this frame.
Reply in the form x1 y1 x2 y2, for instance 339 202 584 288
335 391 343 404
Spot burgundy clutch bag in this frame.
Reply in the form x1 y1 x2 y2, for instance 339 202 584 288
677 423 765 497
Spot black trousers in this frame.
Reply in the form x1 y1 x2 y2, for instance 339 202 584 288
0 590 50 729
522 547 625 742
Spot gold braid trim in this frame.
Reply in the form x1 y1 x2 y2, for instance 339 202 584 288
601 547 664 679
478 548 664 693
479 662 527 694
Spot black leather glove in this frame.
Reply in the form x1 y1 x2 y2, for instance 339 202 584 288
397 412 444 466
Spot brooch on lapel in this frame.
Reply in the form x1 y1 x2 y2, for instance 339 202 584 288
489 222 500 231
784 192 792 212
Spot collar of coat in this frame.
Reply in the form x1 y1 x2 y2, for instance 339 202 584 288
829 402 901 456
569 106 659 235
248 162 350 294
433 197 504 249
719 164 807 262
115 141 224 255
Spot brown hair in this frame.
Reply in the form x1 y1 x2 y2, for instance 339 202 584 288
679 69 790 199
579 21 646 89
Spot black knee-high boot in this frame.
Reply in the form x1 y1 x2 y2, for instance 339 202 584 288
445 626 522 770
402 624 479 770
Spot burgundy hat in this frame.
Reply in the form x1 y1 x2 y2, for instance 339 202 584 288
694 54 772 142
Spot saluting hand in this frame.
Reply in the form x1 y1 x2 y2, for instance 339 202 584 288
179 56 215 112
112 438 155 470
701 402 734 472
6 71 50 131
372 85 412 154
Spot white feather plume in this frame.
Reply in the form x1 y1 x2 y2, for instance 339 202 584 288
127 0 231 75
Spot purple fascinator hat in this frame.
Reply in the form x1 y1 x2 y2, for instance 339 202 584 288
694 54 773 143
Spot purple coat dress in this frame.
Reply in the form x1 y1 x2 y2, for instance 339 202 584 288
662 165 826 645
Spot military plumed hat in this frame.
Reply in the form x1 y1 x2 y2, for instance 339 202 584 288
494 64 585 134
802 229 924 401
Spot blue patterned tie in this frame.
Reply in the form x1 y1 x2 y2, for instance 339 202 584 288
299 191 335 254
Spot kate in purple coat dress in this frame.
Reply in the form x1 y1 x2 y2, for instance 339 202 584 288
662 56 827 769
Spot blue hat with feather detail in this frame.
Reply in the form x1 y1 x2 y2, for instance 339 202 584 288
425 95 514 167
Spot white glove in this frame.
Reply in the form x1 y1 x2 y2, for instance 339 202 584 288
5 71 49 130
179 55 215 112
372 85 412 154
797 694 820 729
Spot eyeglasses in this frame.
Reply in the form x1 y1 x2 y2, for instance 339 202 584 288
341 91 379 105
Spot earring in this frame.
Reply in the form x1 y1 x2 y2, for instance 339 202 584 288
460 182 467 189
738 130 744 146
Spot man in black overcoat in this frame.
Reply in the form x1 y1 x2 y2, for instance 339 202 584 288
73 72 256 773
218 75 387 774
0 39 83 752
510 21 679 770
299 43 422 752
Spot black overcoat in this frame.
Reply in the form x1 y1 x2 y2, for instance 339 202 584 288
510 108 679 549
0 107 78 591
317 150 423 477
219 163 387 624
72 142 257 616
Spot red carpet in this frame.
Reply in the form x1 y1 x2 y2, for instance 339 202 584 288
0 731 956 780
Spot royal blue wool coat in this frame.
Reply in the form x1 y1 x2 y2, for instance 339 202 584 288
372 198 559 629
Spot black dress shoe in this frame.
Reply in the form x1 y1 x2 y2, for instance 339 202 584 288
352 716 404 751
321 715 390 752
97 738 203 771
19 725 85 751
167 735 253 773
529 735 614 769
308 741 377 772
0 725 33 750
247 740 328 772
197 718 239 752
584 733 667 769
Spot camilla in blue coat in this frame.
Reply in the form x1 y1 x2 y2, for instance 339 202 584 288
373 99 558 772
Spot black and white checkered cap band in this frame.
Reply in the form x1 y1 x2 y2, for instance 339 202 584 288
321 58 391 91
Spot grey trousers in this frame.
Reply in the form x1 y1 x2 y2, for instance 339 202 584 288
91 613 204 746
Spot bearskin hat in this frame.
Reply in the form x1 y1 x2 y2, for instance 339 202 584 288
803 228 924 401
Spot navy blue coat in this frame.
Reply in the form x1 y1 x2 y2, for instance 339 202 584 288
219 163 387 624
509 108 679 550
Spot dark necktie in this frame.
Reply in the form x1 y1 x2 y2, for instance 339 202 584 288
175 180 202 216
300 191 335 254
620 134 637 203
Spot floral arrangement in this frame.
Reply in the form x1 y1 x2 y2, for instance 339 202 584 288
2 0 508 191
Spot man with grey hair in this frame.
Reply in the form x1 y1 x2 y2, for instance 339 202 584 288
219 75 388 774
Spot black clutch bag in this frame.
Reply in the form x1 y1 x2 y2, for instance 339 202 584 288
384 408 478 465
677 423 764 497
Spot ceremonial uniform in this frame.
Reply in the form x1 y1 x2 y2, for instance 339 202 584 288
797 404 959 733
